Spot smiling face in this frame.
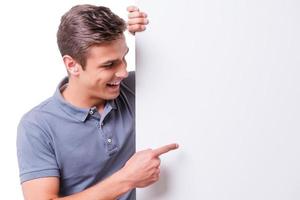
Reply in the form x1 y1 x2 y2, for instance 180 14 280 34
74 35 129 101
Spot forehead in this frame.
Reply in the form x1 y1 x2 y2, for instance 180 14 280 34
86 36 128 62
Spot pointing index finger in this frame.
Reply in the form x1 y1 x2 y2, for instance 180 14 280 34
153 143 179 157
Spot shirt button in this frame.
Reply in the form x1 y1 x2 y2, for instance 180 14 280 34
107 138 112 143
89 110 94 115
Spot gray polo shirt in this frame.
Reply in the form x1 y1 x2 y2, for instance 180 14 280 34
17 72 135 199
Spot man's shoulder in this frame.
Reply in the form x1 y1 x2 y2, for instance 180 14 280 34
19 97 54 127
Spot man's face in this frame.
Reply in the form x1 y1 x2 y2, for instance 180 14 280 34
77 35 129 101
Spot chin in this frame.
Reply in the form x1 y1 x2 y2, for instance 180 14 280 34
104 92 120 100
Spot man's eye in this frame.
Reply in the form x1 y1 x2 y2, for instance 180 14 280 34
103 62 114 67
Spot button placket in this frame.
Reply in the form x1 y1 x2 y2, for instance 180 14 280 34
96 122 101 129
99 105 118 155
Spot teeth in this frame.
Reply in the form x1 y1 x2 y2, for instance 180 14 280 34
108 81 121 86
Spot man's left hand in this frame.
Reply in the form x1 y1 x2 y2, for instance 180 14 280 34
127 6 149 35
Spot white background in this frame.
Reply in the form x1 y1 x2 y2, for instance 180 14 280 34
0 0 134 198
136 0 300 199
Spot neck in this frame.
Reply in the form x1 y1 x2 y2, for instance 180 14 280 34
61 79 105 113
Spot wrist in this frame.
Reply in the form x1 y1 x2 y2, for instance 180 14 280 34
115 167 135 191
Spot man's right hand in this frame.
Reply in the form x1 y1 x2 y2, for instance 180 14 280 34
120 143 179 188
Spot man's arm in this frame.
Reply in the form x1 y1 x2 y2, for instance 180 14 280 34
21 170 129 200
22 144 179 200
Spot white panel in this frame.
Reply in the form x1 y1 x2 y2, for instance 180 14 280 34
136 0 300 199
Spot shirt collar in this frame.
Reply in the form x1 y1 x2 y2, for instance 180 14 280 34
53 77 117 122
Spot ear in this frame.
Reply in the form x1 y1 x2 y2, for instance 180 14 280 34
63 55 80 76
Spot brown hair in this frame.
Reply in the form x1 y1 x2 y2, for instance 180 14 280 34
57 4 126 69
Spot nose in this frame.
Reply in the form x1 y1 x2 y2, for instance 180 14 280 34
116 61 128 78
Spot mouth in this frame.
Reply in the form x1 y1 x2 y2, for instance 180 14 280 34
106 80 121 89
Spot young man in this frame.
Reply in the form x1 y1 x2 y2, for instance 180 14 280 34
17 4 178 200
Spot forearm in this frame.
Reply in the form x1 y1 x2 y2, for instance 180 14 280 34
54 170 132 200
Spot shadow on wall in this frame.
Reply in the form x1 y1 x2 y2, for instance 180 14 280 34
138 150 186 200
141 167 171 199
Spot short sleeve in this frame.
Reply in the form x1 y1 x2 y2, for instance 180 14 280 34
17 118 60 183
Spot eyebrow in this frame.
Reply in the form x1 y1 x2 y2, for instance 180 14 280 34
101 47 129 65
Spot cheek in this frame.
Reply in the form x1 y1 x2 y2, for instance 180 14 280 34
81 69 114 88
79 73 99 88
94 73 112 87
